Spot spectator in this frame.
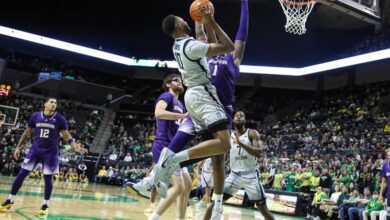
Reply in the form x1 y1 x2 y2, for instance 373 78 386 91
362 191 384 220
348 187 371 220
124 153 132 162
95 166 107 183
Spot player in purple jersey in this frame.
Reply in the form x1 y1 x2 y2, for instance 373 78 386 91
149 74 194 220
380 148 390 208
0 97 87 215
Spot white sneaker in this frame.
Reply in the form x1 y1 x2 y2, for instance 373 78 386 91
125 177 152 198
153 148 179 198
312 216 320 220
210 206 223 220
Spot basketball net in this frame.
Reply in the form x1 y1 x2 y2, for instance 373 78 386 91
278 0 316 35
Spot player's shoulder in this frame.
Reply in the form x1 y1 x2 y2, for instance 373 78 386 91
30 111 42 119
185 38 207 47
248 128 260 137
54 112 66 121
157 92 174 101
32 111 41 116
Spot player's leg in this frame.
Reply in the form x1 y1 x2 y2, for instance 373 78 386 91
149 171 185 220
168 117 196 154
0 150 39 211
203 172 237 220
209 154 225 218
177 168 192 219
145 186 157 213
244 172 275 220
0 168 31 211
39 154 59 215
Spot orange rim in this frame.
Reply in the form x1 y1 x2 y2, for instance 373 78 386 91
283 0 316 5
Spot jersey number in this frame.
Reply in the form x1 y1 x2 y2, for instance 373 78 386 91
40 129 50 138
212 64 218 76
174 53 184 69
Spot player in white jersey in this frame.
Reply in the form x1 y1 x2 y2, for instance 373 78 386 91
195 158 213 211
204 111 275 220
155 9 235 219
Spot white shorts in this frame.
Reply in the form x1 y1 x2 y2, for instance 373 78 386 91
201 172 214 188
184 84 227 132
22 158 59 175
224 171 266 202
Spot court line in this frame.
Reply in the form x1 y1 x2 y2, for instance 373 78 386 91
0 189 139 203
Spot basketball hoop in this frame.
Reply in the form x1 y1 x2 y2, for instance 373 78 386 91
278 0 316 35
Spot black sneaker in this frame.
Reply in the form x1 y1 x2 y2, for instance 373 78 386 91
39 204 49 215
0 199 14 212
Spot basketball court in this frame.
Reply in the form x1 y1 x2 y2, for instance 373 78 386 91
0 176 303 220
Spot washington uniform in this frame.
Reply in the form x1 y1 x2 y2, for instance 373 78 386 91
22 112 67 175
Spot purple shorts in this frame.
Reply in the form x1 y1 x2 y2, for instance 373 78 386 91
22 147 60 175
152 140 170 163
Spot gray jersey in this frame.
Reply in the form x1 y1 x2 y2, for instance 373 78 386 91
172 37 211 87
230 129 257 172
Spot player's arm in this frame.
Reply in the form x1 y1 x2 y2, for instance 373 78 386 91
379 177 387 203
195 22 208 43
233 0 249 66
233 129 262 157
14 127 34 160
60 130 88 154
155 100 187 120
204 23 217 44
202 10 234 56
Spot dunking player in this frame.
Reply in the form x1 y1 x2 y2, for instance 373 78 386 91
147 74 194 220
156 8 235 219
0 98 87 215
204 111 275 220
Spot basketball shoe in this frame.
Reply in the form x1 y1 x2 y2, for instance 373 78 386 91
153 147 180 198
125 177 152 199
210 206 223 220
39 204 49 215
0 199 13 212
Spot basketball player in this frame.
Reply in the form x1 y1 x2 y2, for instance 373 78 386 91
148 74 194 220
156 9 235 219
195 158 213 212
204 111 275 220
0 97 87 215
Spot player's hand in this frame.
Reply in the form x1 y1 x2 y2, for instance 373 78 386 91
201 7 214 25
179 112 189 119
232 131 241 145
74 143 88 154
14 148 21 160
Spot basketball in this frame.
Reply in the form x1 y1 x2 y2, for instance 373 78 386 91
189 0 215 22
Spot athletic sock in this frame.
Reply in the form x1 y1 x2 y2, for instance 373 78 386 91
213 194 223 209
8 194 14 203
174 150 189 163
149 212 160 220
